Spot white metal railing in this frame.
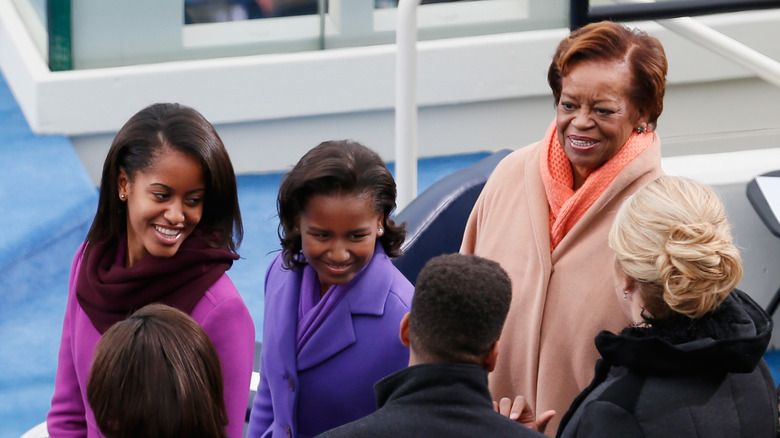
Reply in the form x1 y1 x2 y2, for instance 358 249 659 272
394 0 422 211
658 16 780 89
604 0 780 88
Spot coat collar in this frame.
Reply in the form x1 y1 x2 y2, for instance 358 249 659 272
553 134 662 258
296 243 395 370
524 144 553 267
595 289 772 376
375 363 492 409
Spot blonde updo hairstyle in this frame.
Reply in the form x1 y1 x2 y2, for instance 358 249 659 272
608 176 742 320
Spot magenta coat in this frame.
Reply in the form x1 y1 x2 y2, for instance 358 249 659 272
46 246 255 438
247 244 413 438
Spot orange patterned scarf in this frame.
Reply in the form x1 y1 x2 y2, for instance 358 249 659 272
540 120 654 250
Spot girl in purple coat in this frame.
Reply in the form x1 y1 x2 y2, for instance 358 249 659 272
247 140 414 438
46 103 255 438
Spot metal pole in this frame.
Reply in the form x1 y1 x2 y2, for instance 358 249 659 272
587 0 780 24
659 17 780 89
569 0 589 30
395 0 421 211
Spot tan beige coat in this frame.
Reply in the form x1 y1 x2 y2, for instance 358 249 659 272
461 136 662 436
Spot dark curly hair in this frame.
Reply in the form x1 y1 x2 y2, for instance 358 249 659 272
277 140 405 269
409 253 512 364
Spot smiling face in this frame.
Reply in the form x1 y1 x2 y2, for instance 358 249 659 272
298 193 383 296
556 59 646 189
118 147 206 268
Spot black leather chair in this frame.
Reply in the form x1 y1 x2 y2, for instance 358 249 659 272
392 149 512 285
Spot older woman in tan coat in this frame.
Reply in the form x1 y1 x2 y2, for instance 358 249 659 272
461 21 668 436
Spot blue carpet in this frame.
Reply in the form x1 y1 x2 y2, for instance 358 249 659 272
0 68 98 438
0 73 97 274
0 224 88 438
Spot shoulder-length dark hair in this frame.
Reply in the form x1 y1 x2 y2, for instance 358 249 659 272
277 140 406 269
87 303 227 438
548 20 668 129
85 102 242 254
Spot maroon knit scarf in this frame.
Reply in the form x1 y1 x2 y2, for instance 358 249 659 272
76 230 238 334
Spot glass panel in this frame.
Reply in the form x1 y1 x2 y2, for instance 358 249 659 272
184 0 567 67
180 0 567 53
184 0 317 23
11 0 47 62
12 0 567 70
9 0 780 71
181 0 325 61
325 0 567 49
12 0 45 23
590 0 694 5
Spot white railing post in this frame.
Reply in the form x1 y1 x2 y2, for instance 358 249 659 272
395 0 422 211
608 0 780 88
659 17 780 89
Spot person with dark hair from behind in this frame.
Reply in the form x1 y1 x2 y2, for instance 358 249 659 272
87 303 227 438
317 253 547 438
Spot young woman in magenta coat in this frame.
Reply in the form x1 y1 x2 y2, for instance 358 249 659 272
46 103 254 438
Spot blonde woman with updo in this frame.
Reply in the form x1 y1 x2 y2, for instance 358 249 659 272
555 176 777 438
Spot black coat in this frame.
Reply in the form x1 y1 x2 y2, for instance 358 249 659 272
317 362 545 438
557 289 778 438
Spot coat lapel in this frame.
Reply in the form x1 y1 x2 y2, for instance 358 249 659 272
296 244 394 371
263 254 301 382
525 145 553 274
296 301 356 371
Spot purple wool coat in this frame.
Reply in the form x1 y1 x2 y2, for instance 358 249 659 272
247 244 413 438
46 246 255 438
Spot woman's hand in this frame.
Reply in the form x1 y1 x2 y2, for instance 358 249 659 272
493 396 556 434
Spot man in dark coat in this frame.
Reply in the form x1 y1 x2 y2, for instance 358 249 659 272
317 253 546 438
